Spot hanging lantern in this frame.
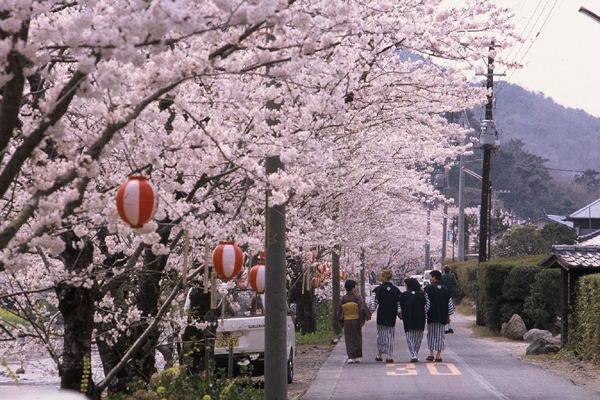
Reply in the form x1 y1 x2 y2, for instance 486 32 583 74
340 270 347 280
316 263 328 274
311 276 321 288
237 269 249 289
303 251 316 264
249 262 266 294
116 175 157 228
212 241 244 280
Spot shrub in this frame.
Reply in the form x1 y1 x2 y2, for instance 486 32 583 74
500 265 542 328
523 268 561 332
453 260 478 300
478 261 513 331
108 365 264 400
568 273 600 363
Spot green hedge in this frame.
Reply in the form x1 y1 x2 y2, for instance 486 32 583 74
451 260 478 301
522 268 560 331
569 273 600 363
501 265 543 327
478 261 513 331
449 255 551 332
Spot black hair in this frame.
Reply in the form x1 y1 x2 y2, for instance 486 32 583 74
345 279 357 292
443 265 451 273
404 277 421 292
430 269 442 281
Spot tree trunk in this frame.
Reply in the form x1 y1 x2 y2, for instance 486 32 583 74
129 227 173 382
288 257 317 335
57 233 99 399
180 287 218 374
297 290 317 335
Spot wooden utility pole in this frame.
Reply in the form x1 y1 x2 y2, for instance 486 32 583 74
478 42 497 263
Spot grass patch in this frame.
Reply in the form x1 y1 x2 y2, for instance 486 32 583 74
0 308 28 326
455 303 475 316
519 349 581 363
470 322 499 338
295 299 341 345
296 331 339 346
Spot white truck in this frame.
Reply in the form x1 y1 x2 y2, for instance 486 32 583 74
213 288 296 382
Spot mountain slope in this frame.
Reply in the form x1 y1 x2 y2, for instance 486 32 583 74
482 82 600 174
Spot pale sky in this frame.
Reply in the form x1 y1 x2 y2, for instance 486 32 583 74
492 0 600 118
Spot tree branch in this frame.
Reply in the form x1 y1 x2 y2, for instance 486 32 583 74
96 266 203 392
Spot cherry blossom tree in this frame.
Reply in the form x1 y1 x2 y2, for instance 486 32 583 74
0 0 519 397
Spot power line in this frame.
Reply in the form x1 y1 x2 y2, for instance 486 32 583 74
497 0 564 95
463 158 591 175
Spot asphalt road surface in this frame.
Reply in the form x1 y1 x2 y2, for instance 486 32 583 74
303 311 600 400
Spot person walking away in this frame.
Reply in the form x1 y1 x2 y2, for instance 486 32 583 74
441 265 458 334
424 269 455 362
336 279 371 364
369 269 401 363
399 277 430 362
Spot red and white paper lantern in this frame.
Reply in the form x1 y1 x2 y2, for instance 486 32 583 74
236 269 249 289
212 241 244 280
340 270 348 280
303 251 316 264
316 263 328 274
249 263 266 294
311 276 321 288
116 175 157 228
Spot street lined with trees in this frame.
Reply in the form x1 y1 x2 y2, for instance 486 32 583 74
0 1 520 398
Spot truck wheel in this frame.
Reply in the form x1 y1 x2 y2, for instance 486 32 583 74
287 350 294 383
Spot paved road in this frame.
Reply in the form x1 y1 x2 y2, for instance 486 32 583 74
303 312 600 400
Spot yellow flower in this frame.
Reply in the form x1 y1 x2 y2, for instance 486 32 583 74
156 386 166 395
203 395 211 400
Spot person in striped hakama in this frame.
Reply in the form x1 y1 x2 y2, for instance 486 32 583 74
424 269 455 362
369 270 401 363
399 277 430 362
336 279 372 364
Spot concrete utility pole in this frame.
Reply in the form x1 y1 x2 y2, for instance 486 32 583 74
332 244 342 335
425 204 431 269
441 168 449 263
360 248 366 298
478 42 499 263
457 153 465 261
264 156 287 400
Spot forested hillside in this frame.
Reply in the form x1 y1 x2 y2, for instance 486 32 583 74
444 83 600 221
491 82 600 173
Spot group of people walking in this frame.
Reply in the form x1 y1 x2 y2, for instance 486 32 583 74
336 267 456 364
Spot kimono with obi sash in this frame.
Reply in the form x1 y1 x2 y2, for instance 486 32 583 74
336 292 371 359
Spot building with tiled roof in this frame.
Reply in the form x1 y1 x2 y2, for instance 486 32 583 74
566 197 600 236
528 211 573 230
540 243 600 347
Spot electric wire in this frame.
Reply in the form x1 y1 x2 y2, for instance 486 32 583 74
496 0 564 96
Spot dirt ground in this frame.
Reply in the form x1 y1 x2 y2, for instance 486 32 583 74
288 340 339 399
288 334 600 399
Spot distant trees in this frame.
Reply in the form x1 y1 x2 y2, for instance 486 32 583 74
574 169 600 191
492 223 577 258
449 137 600 222
491 139 553 219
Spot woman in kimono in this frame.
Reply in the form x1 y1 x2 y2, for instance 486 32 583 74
399 277 430 362
336 279 371 364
